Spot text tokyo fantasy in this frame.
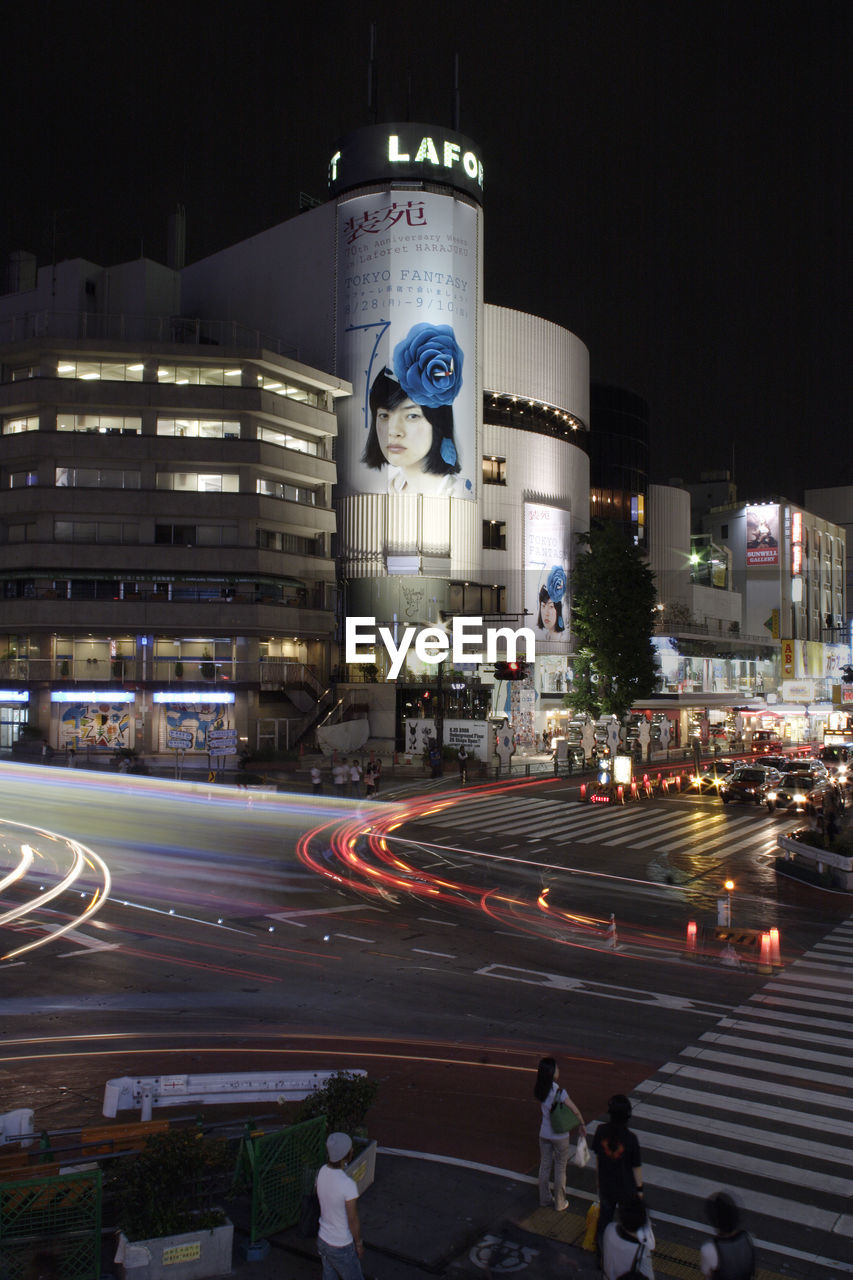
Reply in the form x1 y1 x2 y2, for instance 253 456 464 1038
345 617 536 681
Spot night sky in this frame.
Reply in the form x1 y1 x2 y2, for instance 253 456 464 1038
2 0 849 503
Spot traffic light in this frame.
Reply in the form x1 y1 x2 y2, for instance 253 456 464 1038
494 660 528 681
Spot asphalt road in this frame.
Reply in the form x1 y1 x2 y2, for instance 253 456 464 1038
1 761 851 1274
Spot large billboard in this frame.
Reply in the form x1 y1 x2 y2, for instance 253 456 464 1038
336 189 478 500
745 503 780 566
524 503 572 650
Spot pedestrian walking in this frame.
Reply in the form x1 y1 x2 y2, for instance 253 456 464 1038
601 1196 655 1280
372 757 381 793
533 1056 586 1212
333 762 346 797
591 1094 645 1253
67 745 77 768
457 746 469 784
316 1131 365 1280
349 759 361 797
700 1191 755 1280
364 763 376 798
311 765 322 795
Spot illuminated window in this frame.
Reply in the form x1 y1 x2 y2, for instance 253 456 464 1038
256 478 318 505
57 413 141 433
156 365 243 386
257 425 321 455
55 468 141 488
256 375 325 408
156 472 239 493
157 418 240 439
482 520 507 550
2 415 38 434
56 360 144 382
482 457 506 485
9 471 38 488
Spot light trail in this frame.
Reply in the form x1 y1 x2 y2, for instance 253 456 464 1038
0 819 112 961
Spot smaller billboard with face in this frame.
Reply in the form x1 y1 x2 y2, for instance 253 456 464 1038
524 504 572 650
745 504 780 566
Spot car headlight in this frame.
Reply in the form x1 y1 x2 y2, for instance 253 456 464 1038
766 791 777 801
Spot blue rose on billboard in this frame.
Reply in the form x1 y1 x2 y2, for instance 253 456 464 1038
546 565 567 603
393 323 464 408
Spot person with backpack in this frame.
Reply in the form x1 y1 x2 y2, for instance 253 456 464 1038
533 1056 586 1211
700 1191 755 1280
601 1196 655 1280
591 1094 645 1253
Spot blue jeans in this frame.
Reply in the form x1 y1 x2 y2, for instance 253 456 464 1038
317 1237 364 1280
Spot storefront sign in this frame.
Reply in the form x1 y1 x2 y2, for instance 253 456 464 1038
781 680 814 702
443 719 489 760
781 639 795 678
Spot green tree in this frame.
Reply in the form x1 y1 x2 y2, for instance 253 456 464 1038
565 522 658 721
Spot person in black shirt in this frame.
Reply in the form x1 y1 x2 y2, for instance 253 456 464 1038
590 1094 644 1255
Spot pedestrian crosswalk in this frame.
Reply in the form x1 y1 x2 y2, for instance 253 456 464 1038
603 916 853 1271
413 790 786 858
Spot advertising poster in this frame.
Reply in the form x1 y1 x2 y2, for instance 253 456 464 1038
745 504 780 566
443 719 489 760
524 503 572 650
337 190 478 500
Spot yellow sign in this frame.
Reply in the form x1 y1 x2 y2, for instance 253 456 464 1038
781 639 795 678
162 1243 201 1265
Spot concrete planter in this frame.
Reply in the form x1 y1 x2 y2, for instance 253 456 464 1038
777 832 853 890
345 1138 377 1194
115 1220 233 1280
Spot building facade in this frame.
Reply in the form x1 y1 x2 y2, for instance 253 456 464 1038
0 256 349 755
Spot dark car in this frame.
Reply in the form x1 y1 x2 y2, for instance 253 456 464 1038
720 765 780 805
781 758 828 782
690 761 735 794
761 754 790 773
765 772 814 814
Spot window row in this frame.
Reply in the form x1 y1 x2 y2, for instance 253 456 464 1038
3 413 326 454
8 469 325 500
3 521 327 553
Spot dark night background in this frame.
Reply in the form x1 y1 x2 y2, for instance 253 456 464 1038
2 0 849 503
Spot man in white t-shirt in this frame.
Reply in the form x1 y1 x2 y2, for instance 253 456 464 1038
316 1131 365 1280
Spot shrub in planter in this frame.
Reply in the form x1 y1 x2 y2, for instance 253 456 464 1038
289 1070 378 1138
110 1130 231 1240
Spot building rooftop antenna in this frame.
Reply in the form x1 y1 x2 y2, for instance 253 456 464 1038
452 52 460 131
368 23 378 125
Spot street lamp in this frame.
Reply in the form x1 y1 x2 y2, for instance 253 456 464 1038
724 879 734 927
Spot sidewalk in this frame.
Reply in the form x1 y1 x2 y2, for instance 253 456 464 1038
218 1149 791 1280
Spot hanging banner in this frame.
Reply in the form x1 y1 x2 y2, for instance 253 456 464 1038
336 189 478 501
524 503 572 651
745 504 779 566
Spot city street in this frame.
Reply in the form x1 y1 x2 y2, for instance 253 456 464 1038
0 761 851 1273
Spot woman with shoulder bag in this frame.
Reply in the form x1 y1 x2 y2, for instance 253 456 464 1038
534 1056 586 1211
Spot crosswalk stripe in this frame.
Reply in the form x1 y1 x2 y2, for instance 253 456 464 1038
633 1079 853 1138
632 1101 850 1165
679 1043 852 1087
636 1163 843 1233
631 1125 853 1196
717 1016 853 1049
696 1029 853 1069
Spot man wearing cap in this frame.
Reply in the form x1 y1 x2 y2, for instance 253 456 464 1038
316 1131 365 1280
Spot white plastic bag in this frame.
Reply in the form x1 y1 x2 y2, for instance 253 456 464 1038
574 1134 590 1168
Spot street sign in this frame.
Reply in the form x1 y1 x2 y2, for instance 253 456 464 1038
168 731 193 749
208 730 238 744
209 745 238 755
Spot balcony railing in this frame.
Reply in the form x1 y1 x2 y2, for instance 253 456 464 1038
0 658 326 689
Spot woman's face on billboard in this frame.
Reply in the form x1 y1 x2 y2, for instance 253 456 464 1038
541 599 558 632
377 399 432 473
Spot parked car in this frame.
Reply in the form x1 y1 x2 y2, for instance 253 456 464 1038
765 772 815 814
720 765 780 805
750 730 783 755
690 760 735 793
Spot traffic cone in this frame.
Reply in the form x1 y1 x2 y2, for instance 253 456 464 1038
686 920 697 952
758 931 772 974
769 927 781 965
608 913 618 948
582 1202 600 1251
